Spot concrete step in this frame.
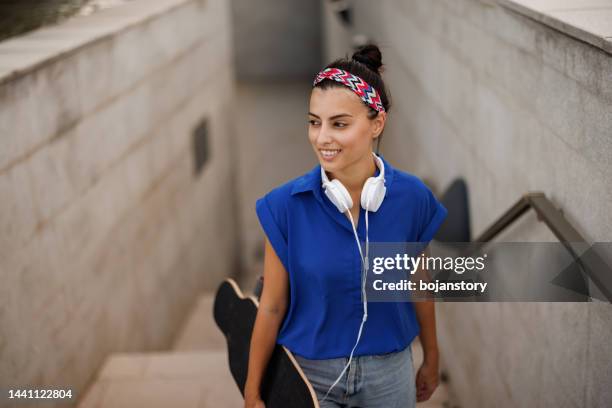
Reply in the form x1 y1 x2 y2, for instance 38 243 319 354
77 292 243 408
77 350 243 408
173 293 226 351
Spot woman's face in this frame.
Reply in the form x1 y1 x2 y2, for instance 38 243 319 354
308 86 386 176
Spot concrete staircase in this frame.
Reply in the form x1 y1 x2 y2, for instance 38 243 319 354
78 291 452 407
77 295 243 408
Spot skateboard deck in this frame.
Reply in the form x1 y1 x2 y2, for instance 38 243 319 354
213 278 319 408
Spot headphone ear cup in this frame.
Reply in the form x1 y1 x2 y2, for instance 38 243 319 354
361 177 386 212
323 179 353 213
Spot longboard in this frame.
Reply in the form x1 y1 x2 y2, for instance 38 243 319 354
213 278 319 408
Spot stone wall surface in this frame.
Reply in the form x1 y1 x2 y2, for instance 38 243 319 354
0 0 238 403
322 1 612 407
231 0 322 80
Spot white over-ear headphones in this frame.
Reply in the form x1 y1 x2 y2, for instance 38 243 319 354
320 152 386 214
318 151 386 403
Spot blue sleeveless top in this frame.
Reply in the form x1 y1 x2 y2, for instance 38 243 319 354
255 156 447 359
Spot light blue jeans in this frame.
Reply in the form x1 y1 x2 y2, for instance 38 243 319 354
293 345 416 408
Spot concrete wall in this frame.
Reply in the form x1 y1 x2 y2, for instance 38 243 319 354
321 0 354 66
231 0 322 80
234 82 316 289
0 0 237 402
323 0 612 407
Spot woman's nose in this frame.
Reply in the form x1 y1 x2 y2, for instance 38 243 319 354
316 124 334 144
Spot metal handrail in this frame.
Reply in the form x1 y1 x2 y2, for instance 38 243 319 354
470 192 612 302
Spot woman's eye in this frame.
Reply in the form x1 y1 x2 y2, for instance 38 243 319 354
308 120 319 126
335 122 347 128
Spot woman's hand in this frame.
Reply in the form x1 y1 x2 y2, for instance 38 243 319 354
415 358 439 402
244 393 265 408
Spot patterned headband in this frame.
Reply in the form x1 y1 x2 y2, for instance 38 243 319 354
313 68 386 113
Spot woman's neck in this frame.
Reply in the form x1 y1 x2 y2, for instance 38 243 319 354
330 153 377 195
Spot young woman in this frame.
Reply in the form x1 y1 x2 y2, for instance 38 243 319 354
244 44 447 408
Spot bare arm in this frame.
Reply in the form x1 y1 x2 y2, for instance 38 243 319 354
244 238 289 407
414 300 439 365
413 249 439 402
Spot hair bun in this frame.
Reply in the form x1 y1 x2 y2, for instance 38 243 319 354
351 44 383 74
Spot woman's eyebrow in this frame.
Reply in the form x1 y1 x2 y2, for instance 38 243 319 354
308 112 353 119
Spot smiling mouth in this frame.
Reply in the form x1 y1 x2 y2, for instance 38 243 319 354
319 148 342 159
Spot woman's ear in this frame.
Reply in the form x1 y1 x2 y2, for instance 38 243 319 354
372 111 387 139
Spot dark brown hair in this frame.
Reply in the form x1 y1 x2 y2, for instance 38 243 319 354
313 44 391 152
